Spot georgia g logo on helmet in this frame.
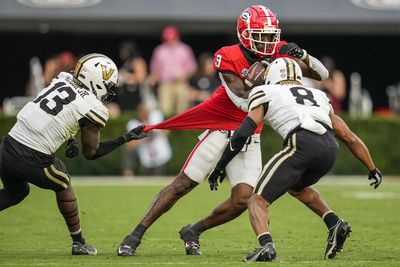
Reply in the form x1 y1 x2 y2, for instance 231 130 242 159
241 10 251 21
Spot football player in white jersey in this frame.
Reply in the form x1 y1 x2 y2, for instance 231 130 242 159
208 58 382 262
0 53 147 255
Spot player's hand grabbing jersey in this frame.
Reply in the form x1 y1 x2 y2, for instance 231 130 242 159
248 84 333 139
9 72 108 155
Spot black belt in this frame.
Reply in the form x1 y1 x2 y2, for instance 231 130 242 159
3 134 54 167
283 121 332 146
316 121 332 131
223 130 253 152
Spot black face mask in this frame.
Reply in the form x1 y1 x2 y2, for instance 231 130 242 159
101 82 118 104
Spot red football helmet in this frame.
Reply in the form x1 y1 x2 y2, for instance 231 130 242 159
237 5 281 57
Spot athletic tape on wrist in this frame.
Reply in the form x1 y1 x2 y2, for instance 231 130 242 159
308 55 329 80
300 49 308 61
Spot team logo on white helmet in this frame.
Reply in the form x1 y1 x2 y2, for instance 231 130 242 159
264 58 302 85
73 53 119 103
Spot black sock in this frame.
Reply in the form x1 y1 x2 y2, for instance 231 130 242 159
323 211 340 229
258 233 273 247
130 223 147 240
71 231 85 244
190 220 206 234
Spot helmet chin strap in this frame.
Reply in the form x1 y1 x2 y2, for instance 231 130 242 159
89 81 98 97
72 76 95 95
100 88 116 104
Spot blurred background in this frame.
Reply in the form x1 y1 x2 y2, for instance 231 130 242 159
0 0 399 176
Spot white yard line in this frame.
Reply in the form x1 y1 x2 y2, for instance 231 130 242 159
70 175 400 187
71 176 174 186
3 260 398 266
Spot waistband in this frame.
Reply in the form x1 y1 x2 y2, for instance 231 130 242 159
283 121 332 146
3 134 54 167
224 130 260 143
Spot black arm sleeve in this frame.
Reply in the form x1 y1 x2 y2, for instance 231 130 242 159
215 116 258 169
90 136 127 160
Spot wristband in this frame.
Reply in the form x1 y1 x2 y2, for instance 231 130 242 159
300 49 308 61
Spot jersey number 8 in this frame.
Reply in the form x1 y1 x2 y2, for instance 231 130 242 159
290 87 319 107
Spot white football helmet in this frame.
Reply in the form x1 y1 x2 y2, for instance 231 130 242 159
264 58 302 85
73 53 119 103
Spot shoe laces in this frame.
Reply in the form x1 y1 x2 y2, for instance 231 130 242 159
182 229 200 242
249 246 262 254
185 241 200 250
121 244 132 249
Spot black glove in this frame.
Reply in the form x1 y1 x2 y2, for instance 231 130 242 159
368 168 382 189
208 168 226 191
65 138 79 158
279 42 307 60
124 125 148 142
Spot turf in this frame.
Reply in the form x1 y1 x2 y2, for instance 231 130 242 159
0 177 399 266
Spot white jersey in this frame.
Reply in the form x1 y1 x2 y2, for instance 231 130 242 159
9 72 109 155
248 84 333 139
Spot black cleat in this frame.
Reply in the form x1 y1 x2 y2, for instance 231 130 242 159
117 235 141 256
325 219 352 259
179 224 201 255
244 243 276 262
71 241 97 255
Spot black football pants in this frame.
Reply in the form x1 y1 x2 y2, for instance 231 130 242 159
0 142 70 211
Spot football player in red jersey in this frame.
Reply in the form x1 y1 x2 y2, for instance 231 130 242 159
118 5 330 256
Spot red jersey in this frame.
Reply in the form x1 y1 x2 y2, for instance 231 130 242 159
144 42 288 133
206 42 289 133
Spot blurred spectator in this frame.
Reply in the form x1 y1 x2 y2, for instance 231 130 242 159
386 83 400 114
28 52 75 92
59 51 76 72
315 56 346 112
122 104 172 177
188 52 219 106
25 57 45 97
43 55 62 87
149 25 197 117
5 57 45 116
115 41 148 112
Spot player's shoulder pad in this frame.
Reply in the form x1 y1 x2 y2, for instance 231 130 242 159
84 96 109 128
57 71 72 82
310 87 329 99
248 86 268 111
214 44 238 56
313 87 333 107
214 44 242 71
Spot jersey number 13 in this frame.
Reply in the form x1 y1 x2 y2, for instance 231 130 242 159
33 82 77 116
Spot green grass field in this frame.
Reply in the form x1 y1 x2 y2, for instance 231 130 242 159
1 177 399 267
